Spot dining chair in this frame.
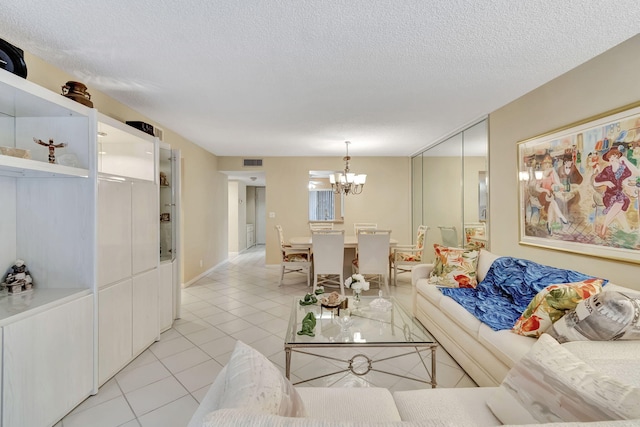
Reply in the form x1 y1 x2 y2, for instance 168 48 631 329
390 225 429 287
353 223 377 259
309 222 334 231
275 225 312 287
352 229 391 296
438 225 459 247
353 222 377 235
311 229 345 295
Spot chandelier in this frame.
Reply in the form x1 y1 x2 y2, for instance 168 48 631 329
330 141 367 195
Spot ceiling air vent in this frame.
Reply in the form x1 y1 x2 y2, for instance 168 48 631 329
243 159 263 167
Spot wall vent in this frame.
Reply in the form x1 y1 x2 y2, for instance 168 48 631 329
154 126 164 141
243 159 263 167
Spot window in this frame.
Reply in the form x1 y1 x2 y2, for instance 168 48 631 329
309 189 335 221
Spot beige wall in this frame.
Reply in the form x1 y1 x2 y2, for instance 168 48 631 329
24 53 229 285
218 156 412 264
489 34 640 289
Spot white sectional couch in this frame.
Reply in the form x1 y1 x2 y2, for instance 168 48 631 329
411 249 636 387
189 250 640 426
189 331 640 426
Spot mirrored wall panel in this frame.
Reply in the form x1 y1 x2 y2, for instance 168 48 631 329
412 119 488 261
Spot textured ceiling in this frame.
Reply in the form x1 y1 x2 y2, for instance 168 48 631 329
0 1 639 159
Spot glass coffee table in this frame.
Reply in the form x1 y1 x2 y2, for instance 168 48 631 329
284 295 438 387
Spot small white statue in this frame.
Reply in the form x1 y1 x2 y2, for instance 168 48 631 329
2 259 34 294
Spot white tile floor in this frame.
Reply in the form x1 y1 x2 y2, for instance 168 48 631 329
58 245 476 427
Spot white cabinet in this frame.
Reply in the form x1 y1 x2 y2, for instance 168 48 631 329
3 294 94 427
96 114 160 386
159 143 181 325
0 71 97 426
98 280 133 385
159 261 174 331
132 180 159 274
132 269 160 355
98 179 132 287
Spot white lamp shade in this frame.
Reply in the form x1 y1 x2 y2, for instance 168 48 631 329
329 174 336 184
354 174 366 185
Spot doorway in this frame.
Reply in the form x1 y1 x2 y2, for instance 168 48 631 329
255 187 266 244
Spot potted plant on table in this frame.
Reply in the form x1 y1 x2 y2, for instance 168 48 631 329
345 274 370 305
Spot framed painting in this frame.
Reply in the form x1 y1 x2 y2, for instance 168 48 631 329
518 102 640 263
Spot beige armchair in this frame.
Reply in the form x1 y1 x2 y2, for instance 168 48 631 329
390 225 428 286
275 225 312 287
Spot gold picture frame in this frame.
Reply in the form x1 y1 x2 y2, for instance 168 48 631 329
518 102 640 263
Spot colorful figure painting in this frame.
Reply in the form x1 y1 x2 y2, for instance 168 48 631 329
518 104 640 263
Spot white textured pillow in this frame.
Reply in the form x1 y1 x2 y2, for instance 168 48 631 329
219 340 306 417
486 334 640 423
548 290 640 342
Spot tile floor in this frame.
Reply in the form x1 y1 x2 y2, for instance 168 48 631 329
59 245 476 427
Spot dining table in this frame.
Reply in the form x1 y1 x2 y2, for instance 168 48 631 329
289 235 399 279
289 235 398 249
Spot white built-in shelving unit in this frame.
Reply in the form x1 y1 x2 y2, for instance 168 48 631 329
0 70 97 427
0 70 178 426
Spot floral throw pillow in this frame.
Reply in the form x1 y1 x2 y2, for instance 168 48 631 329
512 278 604 337
429 244 479 288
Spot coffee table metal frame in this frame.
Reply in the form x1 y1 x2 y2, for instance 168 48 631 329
284 296 437 388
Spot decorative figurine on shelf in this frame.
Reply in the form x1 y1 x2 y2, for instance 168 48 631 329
61 81 93 108
1 259 34 294
159 171 170 187
33 138 67 164
297 312 316 337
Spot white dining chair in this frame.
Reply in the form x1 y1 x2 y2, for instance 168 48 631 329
352 229 391 296
275 225 312 287
353 222 377 235
309 222 334 231
311 229 345 295
390 225 429 286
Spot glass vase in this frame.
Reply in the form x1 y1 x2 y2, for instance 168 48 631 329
352 288 361 306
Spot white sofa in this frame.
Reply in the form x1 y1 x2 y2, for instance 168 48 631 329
411 249 636 387
189 250 640 426
189 330 640 426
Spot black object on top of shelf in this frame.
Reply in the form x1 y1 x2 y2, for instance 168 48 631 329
126 121 155 136
0 38 27 78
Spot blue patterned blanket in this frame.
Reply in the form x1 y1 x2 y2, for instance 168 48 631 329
439 257 607 331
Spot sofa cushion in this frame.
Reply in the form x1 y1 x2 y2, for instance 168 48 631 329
202 408 459 426
476 249 501 282
548 290 640 343
477 324 535 368
296 387 401 422
429 244 480 288
438 296 481 336
415 280 444 306
512 278 604 337
486 334 640 423
219 340 306 417
393 387 501 425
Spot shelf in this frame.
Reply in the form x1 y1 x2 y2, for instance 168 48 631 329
0 70 92 118
0 154 89 177
0 288 91 327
